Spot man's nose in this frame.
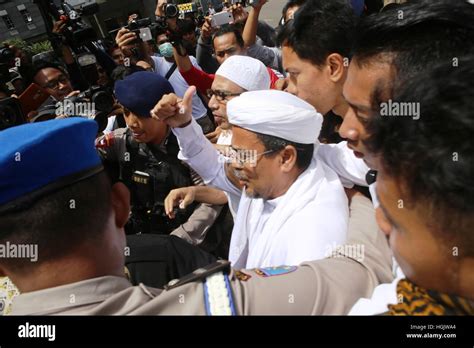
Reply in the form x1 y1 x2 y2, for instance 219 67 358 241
208 95 218 110
339 109 360 141
285 80 297 96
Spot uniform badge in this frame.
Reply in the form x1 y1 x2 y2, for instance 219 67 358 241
234 270 252 282
255 266 297 277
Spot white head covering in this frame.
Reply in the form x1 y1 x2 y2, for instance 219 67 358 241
227 90 323 144
215 55 271 91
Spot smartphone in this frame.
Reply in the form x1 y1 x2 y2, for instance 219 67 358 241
248 0 261 7
18 83 50 117
211 12 234 27
138 27 153 42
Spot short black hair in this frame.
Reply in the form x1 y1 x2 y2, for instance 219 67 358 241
367 57 474 255
31 61 69 82
110 64 146 83
353 0 474 85
0 172 112 273
212 25 245 49
281 0 306 18
277 0 356 66
178 18 196 35
255 132 314 171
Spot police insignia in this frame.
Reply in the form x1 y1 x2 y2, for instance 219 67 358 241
255 266 297 277
234 271 252 282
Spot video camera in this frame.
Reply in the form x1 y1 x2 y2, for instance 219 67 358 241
0 47 15 92
0 97 26 131
33 0 99 48
57 85 114 133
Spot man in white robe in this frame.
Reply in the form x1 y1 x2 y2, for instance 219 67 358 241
152 89 348 269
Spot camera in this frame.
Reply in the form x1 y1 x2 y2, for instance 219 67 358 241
33 0 99 48
0 47 15 89
164 3 180 19
0 97 26 131
61 86 114 133
127 18 155 43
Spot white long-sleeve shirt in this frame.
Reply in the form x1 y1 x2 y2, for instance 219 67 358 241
173 119 349 269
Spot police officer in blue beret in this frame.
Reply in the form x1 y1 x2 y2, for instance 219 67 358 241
96 71 226 251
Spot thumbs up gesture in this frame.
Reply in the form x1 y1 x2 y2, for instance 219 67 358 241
151 86 196 128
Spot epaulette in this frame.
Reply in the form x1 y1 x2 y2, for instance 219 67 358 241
163 259 231 291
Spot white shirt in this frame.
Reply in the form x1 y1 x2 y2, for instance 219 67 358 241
317 141 380 208
173 119 349 269
151 55 208 120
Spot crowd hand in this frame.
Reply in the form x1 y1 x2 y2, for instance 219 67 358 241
115 28 137 57
150 86 195 128
205 126 222 144
165 186 196 219
66 90 81 98
275 77 289 91
253 0 268 11
52 19 67 34
200 16 214 39
230 4 249 24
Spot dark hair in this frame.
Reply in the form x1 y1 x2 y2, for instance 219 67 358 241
107 44 121 56
110 64 146 83
281 0 306 18
255 132 314 171
353 0 474 84
31 61 69 82
178 18 196 35
277 0 356 66
212 25 245 49
0 172 112 273
367 57 474 254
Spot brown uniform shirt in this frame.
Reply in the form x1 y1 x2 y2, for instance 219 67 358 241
10 195 393 315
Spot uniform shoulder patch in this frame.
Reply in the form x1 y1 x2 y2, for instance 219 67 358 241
255 266 297 277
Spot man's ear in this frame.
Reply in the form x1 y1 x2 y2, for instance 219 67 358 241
326 53 347 83
280 146 298 173
111 182 130 229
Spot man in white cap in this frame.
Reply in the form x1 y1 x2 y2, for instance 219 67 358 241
207 55 270 145
164 55 271 226
153 88 348 269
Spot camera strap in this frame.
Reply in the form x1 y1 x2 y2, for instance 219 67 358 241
165 63 178 80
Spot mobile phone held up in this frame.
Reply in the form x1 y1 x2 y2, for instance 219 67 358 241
211 12 234 27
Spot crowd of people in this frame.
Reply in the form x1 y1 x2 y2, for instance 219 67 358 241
0 0 473 316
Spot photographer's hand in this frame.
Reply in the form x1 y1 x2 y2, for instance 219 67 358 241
150 86 195 128
200 16 214 40
243 0 267 47
115 28 137 57
52 20 67 34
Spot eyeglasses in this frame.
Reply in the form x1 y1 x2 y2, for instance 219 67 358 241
43 74 69 90
225 147 279 167
206 89 242 102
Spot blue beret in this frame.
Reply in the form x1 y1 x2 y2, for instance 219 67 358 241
0 118 103 212
114 71 174 118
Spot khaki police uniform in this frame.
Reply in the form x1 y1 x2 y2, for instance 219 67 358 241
10 195 393 315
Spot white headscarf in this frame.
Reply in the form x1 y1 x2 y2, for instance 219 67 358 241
227 90 323 144
215 55 271 91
